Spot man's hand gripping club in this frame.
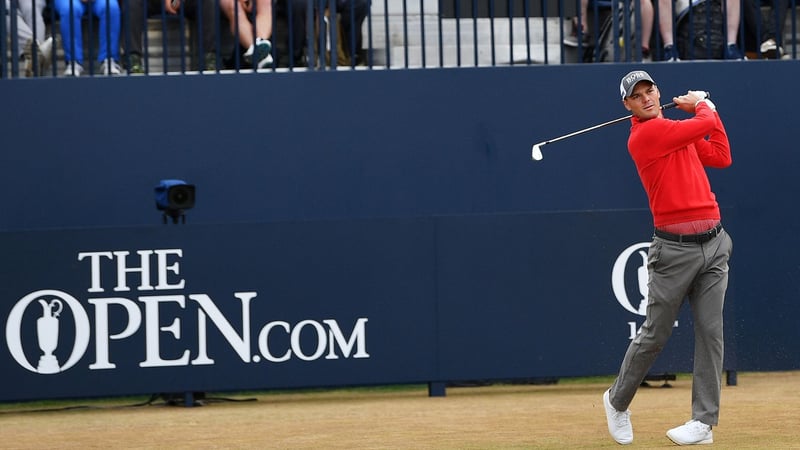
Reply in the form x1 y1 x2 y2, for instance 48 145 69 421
672 91 716 113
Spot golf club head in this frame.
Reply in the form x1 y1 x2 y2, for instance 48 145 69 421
531 143 544 161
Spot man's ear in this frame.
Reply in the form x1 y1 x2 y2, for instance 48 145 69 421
622 99 632 112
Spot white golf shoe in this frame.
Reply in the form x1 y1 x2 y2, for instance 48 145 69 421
603 389 633 444
666 420 713 445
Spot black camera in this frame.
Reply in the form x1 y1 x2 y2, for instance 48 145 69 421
155 179 195 224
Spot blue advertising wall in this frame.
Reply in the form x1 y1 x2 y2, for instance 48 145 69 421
1 61 798 401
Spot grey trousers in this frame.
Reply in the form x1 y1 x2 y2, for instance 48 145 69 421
609 228 732 426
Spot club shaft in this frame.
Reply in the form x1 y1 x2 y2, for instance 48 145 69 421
542 115 630 146
541 102 676 147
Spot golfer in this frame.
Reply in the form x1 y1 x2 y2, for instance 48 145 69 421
603 70 733 446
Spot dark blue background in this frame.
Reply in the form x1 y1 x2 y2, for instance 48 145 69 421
1 61 797 401
1 215 704 401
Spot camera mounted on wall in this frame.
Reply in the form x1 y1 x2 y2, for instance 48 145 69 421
155 179 195 224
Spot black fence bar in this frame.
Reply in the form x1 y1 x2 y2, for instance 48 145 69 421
419 0 426 67
508 0 514 65
469 0 476 65
1 0 9 78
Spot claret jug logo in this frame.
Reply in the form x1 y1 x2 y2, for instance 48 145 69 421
611 242 652 340
611 242 651 317
611 242 678 339
6 291 90 374
4 249 370 375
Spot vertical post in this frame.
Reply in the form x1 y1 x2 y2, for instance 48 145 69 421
184 391 195 407
428 382 446 397
726 370 737 386
10 0 19 77
0 0 7 79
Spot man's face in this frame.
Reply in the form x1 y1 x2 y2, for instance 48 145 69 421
623 82 661 120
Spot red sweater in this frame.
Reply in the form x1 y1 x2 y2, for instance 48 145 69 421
627 102 732 228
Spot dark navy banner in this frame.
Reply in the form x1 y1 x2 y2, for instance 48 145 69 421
0 212 725 402
2 62 798 376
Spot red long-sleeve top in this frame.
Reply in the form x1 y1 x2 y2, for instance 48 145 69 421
627 102 732 228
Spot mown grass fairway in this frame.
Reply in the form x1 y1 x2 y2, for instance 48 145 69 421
1 371 797 449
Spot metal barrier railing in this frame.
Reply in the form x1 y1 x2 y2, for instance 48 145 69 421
2 0 798 78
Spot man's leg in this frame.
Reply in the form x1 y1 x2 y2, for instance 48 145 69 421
54 0 86 64
609 287 682 409
763 0 789 55
17 0 53 76
121 0 146 58
252 0 273 39
185 0 217 56
336 0 368 62
6 0 35 57
286 0 309 65
220 0 253 47
609 238 695 411
687 231 732 426
92 0 121 62
769 0 790 42
18 0 46 44
182 0 218 70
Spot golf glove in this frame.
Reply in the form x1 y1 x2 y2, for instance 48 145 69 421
689 91 717 111
689 90 708 100
689 91 715 111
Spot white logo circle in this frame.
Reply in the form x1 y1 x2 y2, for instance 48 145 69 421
611 242 651 316
5 290 91 374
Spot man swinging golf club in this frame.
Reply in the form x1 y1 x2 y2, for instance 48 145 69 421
603 70 733 446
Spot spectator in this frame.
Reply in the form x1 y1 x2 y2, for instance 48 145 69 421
219 0 273 69
562 1 588 48
4 0 52 76
285 0 371 67
655 0 680 61
565 0 746 62
563 0 666 61
723 0 745 59
742 0 789 58
660 0 744 60
54 0 122 76
121 0 218 73
329 0 371 66
274 0 307 67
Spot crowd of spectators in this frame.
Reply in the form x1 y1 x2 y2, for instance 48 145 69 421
3 0 370 76
2 0 794 76
563 0 790 61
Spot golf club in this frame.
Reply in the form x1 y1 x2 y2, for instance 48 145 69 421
530 97 699 161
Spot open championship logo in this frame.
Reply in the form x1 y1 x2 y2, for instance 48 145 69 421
4 249 370 376
5 290 90 374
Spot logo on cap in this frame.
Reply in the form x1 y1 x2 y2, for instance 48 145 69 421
620 70 655 99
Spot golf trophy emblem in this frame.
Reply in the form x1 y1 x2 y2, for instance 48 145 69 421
612 243 651 316
36 298 63 374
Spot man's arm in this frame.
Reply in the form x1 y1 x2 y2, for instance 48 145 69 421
651 92 722 157
693 104 732 168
